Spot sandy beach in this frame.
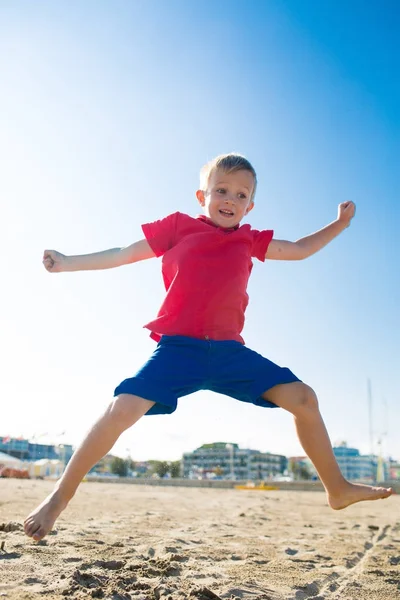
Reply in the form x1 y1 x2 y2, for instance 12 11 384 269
0 479 399 600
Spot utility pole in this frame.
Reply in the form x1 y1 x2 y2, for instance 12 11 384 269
367 378 375 480
367 379 374 458
376 397 388 482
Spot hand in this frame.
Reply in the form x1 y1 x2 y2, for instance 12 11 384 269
43 249 68 273
337 201 356 227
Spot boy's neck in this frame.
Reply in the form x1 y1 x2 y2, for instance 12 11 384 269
197 214 241 231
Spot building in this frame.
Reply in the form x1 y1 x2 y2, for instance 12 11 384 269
333 443 389 482
0 451 22 469
182 442 287 480
388 460 400 480
290 444 391 483
0 436 73 465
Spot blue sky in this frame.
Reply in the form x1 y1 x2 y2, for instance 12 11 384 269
1 1 399 463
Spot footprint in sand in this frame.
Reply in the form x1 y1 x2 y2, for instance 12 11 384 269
0 522 22 532
285 548 298 556
23 577 46 585
63 557 83 563
93 559 125 570
293 580 320 597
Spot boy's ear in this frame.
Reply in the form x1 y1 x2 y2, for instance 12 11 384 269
245 201 254 215
196 189 205 206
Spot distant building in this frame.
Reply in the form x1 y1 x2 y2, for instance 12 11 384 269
333 443 389 482
0 436 73 465
288 445 394 483
182 442 287 480
389 460 400 480
133 461 156 477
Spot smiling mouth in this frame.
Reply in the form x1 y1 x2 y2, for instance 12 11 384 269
219 209 234 217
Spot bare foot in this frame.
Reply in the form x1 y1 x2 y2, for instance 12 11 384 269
24 489 69 541
328 481 394 510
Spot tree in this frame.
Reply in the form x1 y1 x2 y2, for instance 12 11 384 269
290 461 312 481
126 458 136 473
170 461 181 478
148 460 170 478
111 457 128 477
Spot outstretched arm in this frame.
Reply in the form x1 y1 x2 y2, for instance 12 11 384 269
266 201 356 261
43 239 155 273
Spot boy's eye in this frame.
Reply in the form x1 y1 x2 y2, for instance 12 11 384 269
238 193 247 200
216 188 226 194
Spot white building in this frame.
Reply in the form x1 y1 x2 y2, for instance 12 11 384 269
182 442 286 480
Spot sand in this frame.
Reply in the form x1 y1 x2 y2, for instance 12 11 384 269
0 479 399 600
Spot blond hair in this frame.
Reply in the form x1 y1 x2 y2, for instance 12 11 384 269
200 153 257 202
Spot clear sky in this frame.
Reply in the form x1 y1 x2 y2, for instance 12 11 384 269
1 1 399 463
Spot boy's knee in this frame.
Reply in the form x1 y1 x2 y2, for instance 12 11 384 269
107 394 145 425
265 382 319 415
294 384 319 415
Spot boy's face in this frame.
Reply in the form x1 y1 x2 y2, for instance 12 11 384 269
196 168 255 229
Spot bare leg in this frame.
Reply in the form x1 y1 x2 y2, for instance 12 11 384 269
263 382 393 509
24 394 154 541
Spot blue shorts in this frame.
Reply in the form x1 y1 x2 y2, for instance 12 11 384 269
114 335 301 416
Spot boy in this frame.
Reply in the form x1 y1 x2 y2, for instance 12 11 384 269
25 154 393 542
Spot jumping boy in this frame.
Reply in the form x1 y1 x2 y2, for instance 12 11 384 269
24 154 393 541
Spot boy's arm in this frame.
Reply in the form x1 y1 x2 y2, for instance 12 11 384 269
265 201 355 261
43 239 156 273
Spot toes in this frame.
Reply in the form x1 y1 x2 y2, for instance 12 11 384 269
32 527 46 541
24 518 35 536
24 518 43 539
374 487 392 500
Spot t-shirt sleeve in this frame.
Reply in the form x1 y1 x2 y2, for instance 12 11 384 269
251 228 274 262
141 212 180 257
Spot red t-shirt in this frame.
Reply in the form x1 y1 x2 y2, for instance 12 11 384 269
142 212 273 344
